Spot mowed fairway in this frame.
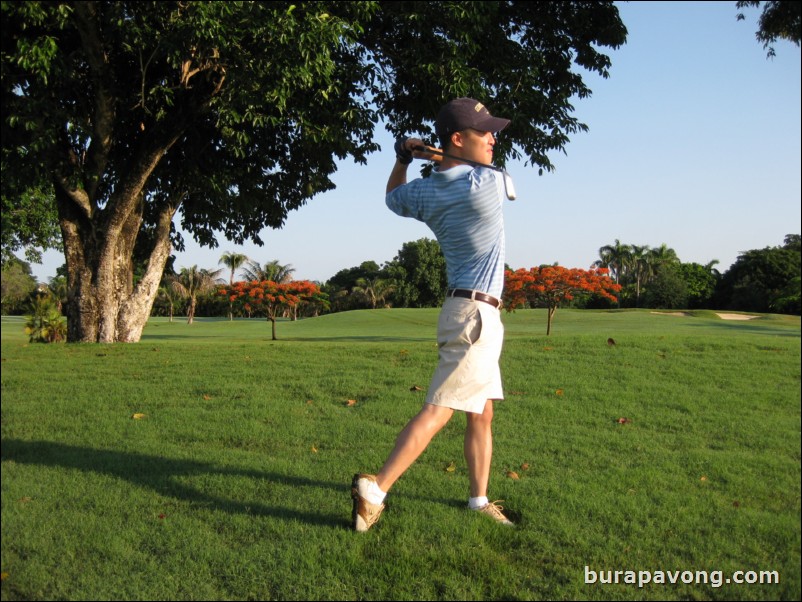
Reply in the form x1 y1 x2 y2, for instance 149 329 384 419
1 309 800 601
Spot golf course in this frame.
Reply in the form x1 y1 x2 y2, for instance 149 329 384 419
1 308 799 600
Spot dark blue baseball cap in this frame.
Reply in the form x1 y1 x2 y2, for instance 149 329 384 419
435 98 510 140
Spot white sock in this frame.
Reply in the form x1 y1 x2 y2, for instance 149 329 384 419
366 480 387 505
469 496 489 510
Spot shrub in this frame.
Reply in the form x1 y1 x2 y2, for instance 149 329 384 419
24 296 67 343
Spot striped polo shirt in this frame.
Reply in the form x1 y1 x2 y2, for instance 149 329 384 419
386 165 506 299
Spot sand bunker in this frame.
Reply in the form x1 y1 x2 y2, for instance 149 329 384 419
651 312 760 321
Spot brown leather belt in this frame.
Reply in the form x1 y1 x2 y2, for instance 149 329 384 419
447 288 502 309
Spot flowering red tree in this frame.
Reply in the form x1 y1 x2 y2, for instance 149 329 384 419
219 280 328 340
503 266 621 335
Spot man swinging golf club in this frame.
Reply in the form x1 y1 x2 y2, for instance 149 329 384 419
351 98 516 531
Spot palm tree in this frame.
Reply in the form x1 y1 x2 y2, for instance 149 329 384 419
647 244 680 274
157 284 183 322
219 251 249 320
629 244 651 307
353 277 396 309
594 239 631 285
241 259 295 284
594 239 631 306
169 265 224 324
704 259 721 278
240 260 295 319
47 275 68 313
219 251 249 284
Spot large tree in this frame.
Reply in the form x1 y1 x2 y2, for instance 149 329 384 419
2 1 627 342
220 279 327 340
715 234 801 314
1 185 62 266
385 237 448 308
503 265 620 335
0 256 39 314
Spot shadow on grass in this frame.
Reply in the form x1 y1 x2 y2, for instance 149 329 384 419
2 438 351 529
279 336 433 343
140 332 433 343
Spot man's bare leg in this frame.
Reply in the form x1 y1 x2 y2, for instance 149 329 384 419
464 400 494 498
376 403 454 492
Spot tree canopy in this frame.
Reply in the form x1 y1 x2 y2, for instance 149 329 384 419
503 265 621 334
714 234 801 314
736 0 802 57
1 1 627 341
385 238 448 308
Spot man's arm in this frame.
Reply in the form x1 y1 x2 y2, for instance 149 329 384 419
386 137 442 193
386 158 409 194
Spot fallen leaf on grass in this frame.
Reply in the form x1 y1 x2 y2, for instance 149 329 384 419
18 497 32 503
1 572 8 581
732 500 740 508
311 445 318 453
445 461 456 473
506 471 520 480
617 417 631 424
607 338 616 346
345 399 357 407
700 475 708 482
410 385 423 391
131 413 147 420
520 463 530 471
555 389 564 396
202 394 212 400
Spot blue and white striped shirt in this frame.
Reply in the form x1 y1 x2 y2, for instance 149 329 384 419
386 165 506 299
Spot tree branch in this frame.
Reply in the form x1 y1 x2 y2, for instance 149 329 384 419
72 1 115 201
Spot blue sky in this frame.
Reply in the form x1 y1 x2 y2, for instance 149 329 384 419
31 1 801 283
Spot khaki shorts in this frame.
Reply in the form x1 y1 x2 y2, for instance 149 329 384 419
425 296 504 414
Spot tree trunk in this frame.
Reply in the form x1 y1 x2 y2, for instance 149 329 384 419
57 184 177 343
547 305 557 336
186 296 196 325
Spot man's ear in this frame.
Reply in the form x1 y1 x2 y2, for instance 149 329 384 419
450 130 464 150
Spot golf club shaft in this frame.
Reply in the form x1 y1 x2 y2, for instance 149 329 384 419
411 145 516 201
410 145 498 172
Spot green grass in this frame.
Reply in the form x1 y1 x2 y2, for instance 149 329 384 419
1 309 800 601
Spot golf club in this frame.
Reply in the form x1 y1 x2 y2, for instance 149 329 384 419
411 145 517 200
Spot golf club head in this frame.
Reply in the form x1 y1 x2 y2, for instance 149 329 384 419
503 172 516 200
